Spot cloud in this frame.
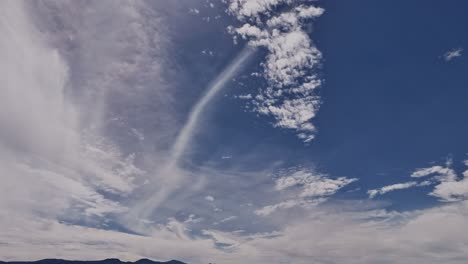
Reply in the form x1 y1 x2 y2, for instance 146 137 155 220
429 161 468 202
0 0 154 225
411 165 455 179
245 201 468 264
125 47 254 228
3 1 468 264
228 0 290 20
256 169 356 215
205 196 215 202
368 181 432 199
275 169 357 197
431 177 468 202
189 8 200 15
255 200 301 216
255 198 324 216
2 200 468 264
371 159 467 201
443 48 463 61
407 159 467 202
218 216 238 223
228 0 324 142
168 48 253 167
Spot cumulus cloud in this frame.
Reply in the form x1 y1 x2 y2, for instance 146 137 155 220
443 48 463 61
429 160 468 202
431 177 468 202
228 0 324 142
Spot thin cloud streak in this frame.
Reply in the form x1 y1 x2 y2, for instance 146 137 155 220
169 47 255 168
124 47 255 230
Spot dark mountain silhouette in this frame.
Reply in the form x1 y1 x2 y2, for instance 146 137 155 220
0 259 186 264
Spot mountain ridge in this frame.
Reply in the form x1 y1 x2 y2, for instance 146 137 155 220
0 259 187 264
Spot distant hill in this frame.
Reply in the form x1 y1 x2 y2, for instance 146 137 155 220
0 259 186 264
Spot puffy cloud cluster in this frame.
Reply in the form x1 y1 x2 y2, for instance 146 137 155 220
228 0 324 142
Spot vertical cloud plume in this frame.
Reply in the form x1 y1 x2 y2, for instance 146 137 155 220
124 47 254 230
169 48 255 167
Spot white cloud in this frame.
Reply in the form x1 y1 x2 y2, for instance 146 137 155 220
237 94 252 100
255 198 325 216
205 195 215 202
218 216 238 223
189 8 200 14
255 200 302 216
429 162 468 202
4 1 468 264
300 177 357 198
443 48 463 61
368 181 432 199
126 48 255 226
3 201 468 264
0 0 154 224
430 177 468 202
256 169 356 215
228 0 291 21
373 160 467 202
296 5 325 18
275 169 357 197
228 0 324 142
411 165 453 178
407 160 467 202
201 229 240 248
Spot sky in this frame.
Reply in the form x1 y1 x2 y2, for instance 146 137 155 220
1 0 468 263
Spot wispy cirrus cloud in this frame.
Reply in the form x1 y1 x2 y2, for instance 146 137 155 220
256 168 356 216
0 0 143 224
368 181 432 199
0 0 176 231
411 164 457 180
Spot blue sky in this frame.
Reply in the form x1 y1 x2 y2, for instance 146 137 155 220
1 1 468 264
